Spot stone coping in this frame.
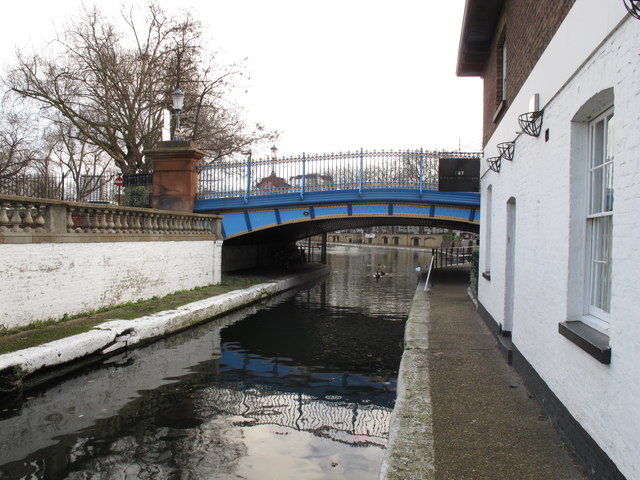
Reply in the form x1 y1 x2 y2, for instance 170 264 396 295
0 193 219 219
379 281 435 480
0 233 219 244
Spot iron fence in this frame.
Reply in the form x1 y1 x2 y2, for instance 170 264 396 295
197 149 479 200
431 246 474 269
0 173 152 206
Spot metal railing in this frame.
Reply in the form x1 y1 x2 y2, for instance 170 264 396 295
197 149 479 200
431 246 474 269
0 173 152 206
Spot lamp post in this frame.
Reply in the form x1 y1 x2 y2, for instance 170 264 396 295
270 145 278 160
172 88 185 140
243 150 252 203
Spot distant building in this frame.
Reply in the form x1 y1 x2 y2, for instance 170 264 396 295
321 231 444 249
458 1 639 478
255 171 290 194
289 173 334 191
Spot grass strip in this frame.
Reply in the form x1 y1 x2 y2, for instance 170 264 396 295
0 275 262 355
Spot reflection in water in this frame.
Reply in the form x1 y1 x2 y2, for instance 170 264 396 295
0 246 429 479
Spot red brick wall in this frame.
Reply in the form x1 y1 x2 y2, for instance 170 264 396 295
482 0 577 146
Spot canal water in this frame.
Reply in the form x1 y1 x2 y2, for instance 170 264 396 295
0 246 431 480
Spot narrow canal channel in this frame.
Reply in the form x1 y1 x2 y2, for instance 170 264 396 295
0 245 431 479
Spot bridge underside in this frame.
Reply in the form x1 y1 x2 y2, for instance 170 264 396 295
195 190 480 246
195 190 479 271
222 215 478 245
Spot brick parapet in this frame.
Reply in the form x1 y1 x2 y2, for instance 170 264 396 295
147 140 205 213
481 0 577 145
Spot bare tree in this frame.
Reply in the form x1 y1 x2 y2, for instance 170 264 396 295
0 108 40 180
161 12 276 161
6 3 275 173
47 121 115 201
391 150 440 187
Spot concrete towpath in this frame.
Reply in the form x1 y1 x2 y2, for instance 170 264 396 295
381 266 585 479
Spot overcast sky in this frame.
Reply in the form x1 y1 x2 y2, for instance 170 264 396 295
0 0 482 159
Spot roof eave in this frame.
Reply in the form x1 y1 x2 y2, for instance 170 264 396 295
456 0 505 77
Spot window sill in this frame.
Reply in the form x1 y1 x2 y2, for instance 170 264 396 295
558 321 611 364
482 271 491 281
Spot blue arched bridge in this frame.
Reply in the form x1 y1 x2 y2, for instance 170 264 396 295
194 149 481 244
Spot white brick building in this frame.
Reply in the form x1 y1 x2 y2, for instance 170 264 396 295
458 1 640 478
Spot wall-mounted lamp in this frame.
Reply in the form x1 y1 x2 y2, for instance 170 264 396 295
624 0 640 19
497 141 515 161
486 156 501 173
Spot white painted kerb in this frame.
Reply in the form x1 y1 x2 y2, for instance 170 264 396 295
0 267 328 380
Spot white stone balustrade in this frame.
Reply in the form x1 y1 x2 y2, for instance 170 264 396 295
0 194 221 243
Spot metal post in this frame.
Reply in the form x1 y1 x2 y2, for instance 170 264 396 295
424 256 434 291
419 148 424 196
300 153 306 200
321 232 327 264
244 151 252 203
359 148 364 195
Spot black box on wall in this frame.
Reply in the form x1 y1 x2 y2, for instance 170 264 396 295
438 158 480 192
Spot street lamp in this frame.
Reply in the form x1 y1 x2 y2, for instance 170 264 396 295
270 145 278 160
172 88 185 140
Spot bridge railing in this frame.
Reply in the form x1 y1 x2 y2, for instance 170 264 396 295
197 149 479 200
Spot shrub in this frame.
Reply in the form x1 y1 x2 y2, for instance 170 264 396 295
469 247 479 299
125 186 151 207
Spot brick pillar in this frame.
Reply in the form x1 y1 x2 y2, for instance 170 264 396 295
146 140 205 212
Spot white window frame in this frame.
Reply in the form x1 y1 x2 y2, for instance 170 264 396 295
583 108 614 332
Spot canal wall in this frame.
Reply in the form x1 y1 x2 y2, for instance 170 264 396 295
1 240 223 331
379 276 435 480
0 264 329 393
0 196 222 330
